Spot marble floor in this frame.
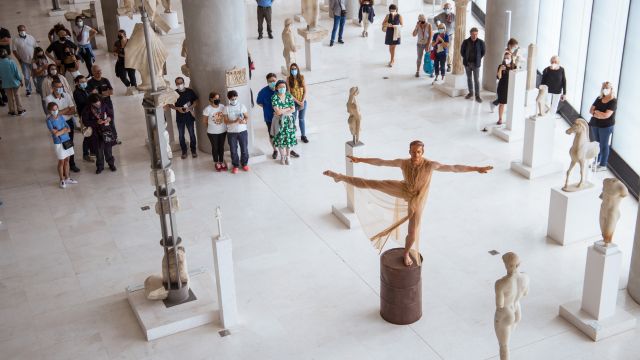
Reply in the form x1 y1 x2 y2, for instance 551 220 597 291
0 1 639 359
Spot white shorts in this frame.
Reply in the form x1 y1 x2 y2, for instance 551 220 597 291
54 143 74 160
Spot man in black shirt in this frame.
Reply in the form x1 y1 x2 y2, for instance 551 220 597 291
0 27 10 105
73 74 94 162
45 29 77 69
86 65 120 143
167 77 198 158
460 27 486 103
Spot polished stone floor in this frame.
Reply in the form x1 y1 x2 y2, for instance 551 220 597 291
0 1 639 359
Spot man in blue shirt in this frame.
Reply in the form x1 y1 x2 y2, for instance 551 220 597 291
256 72 299 159
256 0 274 40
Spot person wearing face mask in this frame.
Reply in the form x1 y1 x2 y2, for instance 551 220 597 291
540 55 566 116
73 75 95 163
257 73 298 159
287 63 309 143
47 23 71 43
358 0 375 38
11 25 36 97
41 63 72 114
495 53 516 125
460 27 485 103
112 29 137 92
382 4 403 67
46 102 78 188
60 44 81 77
202 92 227 172
45 30 77 72
167 77 199 159
224 90 250 173
589 82 617 171
431 23 449 83
31 47 50 98
82 93 116 174
0 26 11 106
0 48 25 116
270 80 297 165
46 80 80 172
504 38 520 68
87 65 120 143
413 14 433 78
433 2 455 72
72 16 97 75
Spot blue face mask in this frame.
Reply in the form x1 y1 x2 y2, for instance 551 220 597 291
291 69 298 76
56 87 64 94
79 82 87 89
51 109 59 117
278 87 286 94
268 81 276 89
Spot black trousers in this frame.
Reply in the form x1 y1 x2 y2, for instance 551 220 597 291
207 132 226 163
257 6 272 35
95 140 114 170
116 59 137 87
66 119 77 167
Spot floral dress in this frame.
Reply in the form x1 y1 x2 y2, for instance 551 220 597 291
271 93 298 148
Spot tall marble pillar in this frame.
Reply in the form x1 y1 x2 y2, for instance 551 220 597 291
482 0 539 92
182 0 257 156
346 0 359 20
628 200 640 304
452 0 469 75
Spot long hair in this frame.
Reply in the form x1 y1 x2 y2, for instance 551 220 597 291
287 63 304 90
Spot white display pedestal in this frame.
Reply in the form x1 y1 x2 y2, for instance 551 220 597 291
297 28 328 72
212 235 239 329
511 115 562 179
493 70 527 142
559 242 637 341
332 141 365 228
547 186 600 246
127 270 218 341
434 74 467 97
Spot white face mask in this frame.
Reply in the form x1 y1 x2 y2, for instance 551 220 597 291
77 21 83 27
504 59 511 65
51 110 59 117
177 84 185 91
19 31 26 37
602 88 611 96
50 69 57 76
550 63 560 70
230 99 238 106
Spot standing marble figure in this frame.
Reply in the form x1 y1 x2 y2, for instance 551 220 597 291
282 18 297 71
494 252 530 360
346 86 361 144
301 0 320 29
324 140 492 266
599 178 629 246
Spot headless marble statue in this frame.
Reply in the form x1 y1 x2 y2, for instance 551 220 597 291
125 22 169 91
494 252 530 360
535 84 550 117
324 140 492 266
347 86 361 144
282 18 297 71
301 0 320 29
599 178 629 245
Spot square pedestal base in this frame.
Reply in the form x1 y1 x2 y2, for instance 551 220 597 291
511 161 563 179
492 125 523 142
332 204 360 229
48 9 66 17
559 300 636 341
547 186 600 245
433 74 467 97
127 271 218 341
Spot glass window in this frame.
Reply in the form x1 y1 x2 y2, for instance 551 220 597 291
580 0 629 117
558 0 593 106
536 0 564 72
613 0 639 173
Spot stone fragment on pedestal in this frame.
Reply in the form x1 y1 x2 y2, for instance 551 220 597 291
297 27 329 72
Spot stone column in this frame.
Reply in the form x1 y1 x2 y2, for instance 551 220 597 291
628 200 640 304
100 0 119 52
182 0 258 156
346 0 359 20
452 0 469 75
482 0 539 92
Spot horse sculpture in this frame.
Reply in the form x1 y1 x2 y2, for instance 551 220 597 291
563 118 600 191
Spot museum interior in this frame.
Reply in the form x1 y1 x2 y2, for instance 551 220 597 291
0 0 639 359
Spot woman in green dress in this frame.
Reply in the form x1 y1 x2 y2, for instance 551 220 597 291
271 80 298 165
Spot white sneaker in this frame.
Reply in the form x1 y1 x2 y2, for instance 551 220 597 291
65 178 78 184
285 156 290 165
280 157 286 165
489 101 496 113
597 165 608 172
59 180 66 189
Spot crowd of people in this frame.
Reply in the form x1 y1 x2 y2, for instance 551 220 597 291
0 1 620 190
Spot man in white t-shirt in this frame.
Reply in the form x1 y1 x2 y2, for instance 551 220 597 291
223 90 249 174
202 91 227 172
11 25 37 96
72 16 97 75
45 79 80 172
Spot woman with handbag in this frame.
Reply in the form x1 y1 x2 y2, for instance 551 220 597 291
412 14 432 78
82 93 117 174
271 80 298 165
431 23 449 83
382 4 403 67
45 102 77 189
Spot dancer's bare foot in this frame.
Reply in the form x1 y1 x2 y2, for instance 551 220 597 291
403 252 413 267
323 170 341 182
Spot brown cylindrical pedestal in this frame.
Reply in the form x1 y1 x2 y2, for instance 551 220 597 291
380 248 422 325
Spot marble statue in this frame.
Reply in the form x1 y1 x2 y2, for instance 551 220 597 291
144 275 168 300
282 18 297 71
535 84 550 117
494 252 529 360
125 22 169 91
324 140 492 267
180 39 190 77
563 118 600 191
162 246 189 285
347 86 361 144
119 0 171 33
301 0 320 29
161 0 171 13
599 178 629 246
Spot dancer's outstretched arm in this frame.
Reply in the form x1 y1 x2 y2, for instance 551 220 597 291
347 156 403 167
433 162 493 173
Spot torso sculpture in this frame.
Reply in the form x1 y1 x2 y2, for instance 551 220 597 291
494 252 529 360
124 22 169 91
301 0 320 29
282 18 297 70
535 84 550 117
599 178 629 245
347 86 361 144
563 118 600 191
